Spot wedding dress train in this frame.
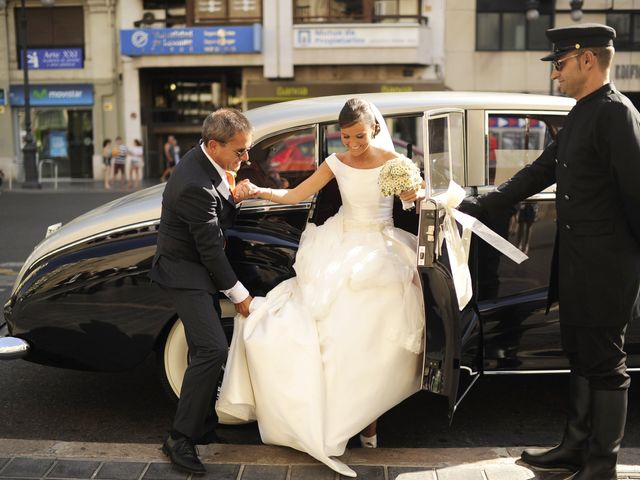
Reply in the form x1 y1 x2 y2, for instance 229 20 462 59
216 153 425 477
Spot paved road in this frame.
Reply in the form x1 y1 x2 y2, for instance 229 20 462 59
1 187 639 453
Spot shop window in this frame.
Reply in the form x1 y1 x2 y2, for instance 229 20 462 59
237 127 317 190
486 113 564 186
14 6 84 61
294 0 424 24
607 13 640 51
150 80 234 125
476 0 551 51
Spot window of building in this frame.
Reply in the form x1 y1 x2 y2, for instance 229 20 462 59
607 13 640 51
189 0 262 24
476 0 551 51
294 0 425 24
139 1 262 26
14 6 84 61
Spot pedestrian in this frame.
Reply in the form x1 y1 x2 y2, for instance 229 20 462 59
102 139 112 189
111 136 128 188
463 24 640 480
161 135 179 182
128 139 144 189
149 108 254 475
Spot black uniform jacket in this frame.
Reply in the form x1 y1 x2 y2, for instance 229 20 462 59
149 145 239 294
478 84 640 327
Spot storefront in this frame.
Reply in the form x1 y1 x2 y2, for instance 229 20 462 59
119 24 262 179
10 84 95 179
245 80 445 110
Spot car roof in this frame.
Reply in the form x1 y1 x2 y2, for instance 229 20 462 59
246 91 575 141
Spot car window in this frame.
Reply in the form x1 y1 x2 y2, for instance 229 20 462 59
487 113 564 186
237 126 317 189
426 112 465 194
322 114 425 169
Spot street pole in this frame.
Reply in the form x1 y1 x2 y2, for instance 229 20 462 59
20 0 41 189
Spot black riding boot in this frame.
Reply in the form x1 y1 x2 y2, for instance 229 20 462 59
521 374 590 471
571 389 627 480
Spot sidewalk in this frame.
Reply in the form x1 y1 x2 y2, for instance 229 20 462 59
0 440 639 480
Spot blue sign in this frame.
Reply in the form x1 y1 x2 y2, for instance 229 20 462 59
9 84 94 106
120 25 262 56
48 131 68 157
0 88 4 106
19 48 84 70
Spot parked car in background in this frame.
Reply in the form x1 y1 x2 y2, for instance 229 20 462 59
3 92 637 416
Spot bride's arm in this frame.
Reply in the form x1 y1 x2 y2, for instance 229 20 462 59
254 162 335 205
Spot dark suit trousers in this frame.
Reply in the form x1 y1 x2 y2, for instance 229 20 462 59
561 323 630 391
165 287 228 440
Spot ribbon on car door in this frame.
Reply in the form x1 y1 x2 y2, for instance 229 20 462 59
431 181 529 310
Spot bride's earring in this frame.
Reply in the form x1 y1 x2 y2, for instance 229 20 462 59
359 433 377 448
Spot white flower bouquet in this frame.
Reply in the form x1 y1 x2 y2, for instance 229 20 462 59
378 156 423 210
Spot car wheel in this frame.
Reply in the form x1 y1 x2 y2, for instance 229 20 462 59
156 317 229 404
157 318 187 403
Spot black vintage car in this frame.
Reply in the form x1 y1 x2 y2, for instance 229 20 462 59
3 92 638 416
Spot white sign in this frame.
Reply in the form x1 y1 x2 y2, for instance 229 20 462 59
294 26 420 49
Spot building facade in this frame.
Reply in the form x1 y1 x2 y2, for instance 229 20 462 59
0 0 120 183
1 0 638 182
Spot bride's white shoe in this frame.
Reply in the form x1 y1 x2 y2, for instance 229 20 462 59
359 434 377 448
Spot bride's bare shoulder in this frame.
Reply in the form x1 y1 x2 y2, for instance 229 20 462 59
381 149 402 161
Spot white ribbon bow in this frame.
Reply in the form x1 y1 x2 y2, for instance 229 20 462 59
431 181 529 310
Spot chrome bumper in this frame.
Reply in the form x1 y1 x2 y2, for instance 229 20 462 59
0 326 30 360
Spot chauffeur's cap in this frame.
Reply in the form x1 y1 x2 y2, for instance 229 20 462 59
541 23 616 61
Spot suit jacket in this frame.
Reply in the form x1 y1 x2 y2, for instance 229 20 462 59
149 145 239 294
476 84 640 327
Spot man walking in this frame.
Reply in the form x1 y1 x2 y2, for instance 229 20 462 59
466 24 640 479
150 108 254 474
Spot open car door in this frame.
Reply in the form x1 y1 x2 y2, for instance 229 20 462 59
417 109 483 421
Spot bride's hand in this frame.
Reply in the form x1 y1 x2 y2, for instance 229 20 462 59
233 179 261 202
399 187 426 203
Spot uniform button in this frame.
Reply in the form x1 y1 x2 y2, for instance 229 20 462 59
564 194 570 200
555 158 559 164
563 163 568 168
565 224 572 230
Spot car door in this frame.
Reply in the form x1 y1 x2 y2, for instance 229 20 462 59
417 109 483 420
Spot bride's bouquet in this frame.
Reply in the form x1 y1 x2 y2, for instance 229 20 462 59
378 156 423 210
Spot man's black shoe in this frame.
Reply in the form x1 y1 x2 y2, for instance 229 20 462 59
194 429 220 445
162 436 206 474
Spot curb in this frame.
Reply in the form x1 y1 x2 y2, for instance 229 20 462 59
0 440 639 473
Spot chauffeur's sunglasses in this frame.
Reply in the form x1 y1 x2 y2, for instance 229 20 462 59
552 52 583 71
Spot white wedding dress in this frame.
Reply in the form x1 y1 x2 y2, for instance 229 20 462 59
216 153 425 477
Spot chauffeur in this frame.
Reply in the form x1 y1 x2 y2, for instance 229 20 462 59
464 23 640 479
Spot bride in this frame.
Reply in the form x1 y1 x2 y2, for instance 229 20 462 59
216 98 426 477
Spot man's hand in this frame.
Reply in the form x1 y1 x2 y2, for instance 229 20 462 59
234 295 253 317
233 179 260 203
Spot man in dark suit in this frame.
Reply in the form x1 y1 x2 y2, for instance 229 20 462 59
150 108 254 474
465 24 640 479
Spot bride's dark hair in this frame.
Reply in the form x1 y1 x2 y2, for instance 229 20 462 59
338 98 381 137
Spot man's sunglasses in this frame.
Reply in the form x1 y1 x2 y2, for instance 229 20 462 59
551 52 583 71
202 138 251 158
